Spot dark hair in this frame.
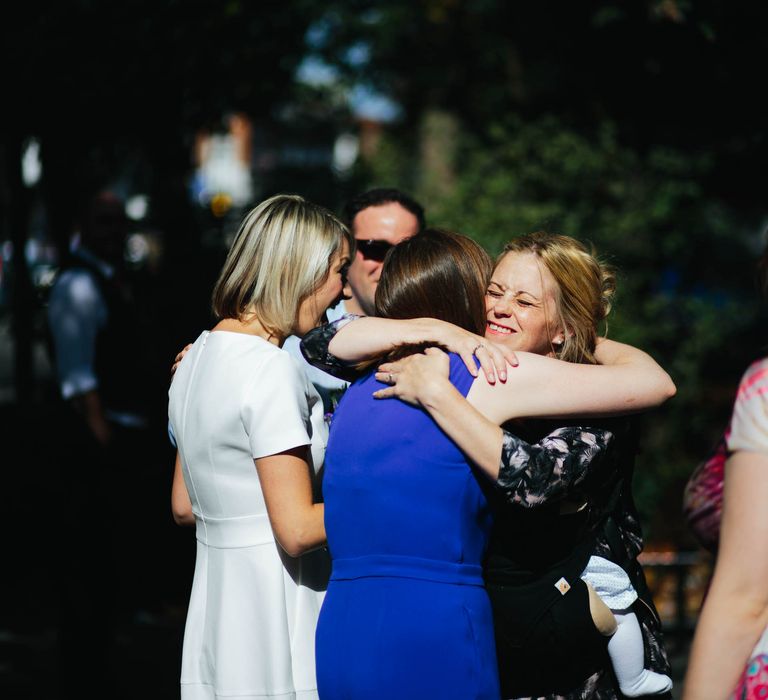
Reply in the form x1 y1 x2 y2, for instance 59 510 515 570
375 228 491 337
343 188 426 231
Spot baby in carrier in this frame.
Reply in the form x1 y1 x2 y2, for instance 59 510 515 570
581 554 672 696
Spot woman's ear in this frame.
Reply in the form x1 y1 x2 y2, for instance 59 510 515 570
551 326 568 347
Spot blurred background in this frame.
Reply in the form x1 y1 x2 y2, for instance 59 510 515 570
1 1 766 697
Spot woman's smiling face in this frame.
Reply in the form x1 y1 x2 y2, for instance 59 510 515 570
484 251 565 356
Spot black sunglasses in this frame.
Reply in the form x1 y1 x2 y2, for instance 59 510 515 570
356 239 394 262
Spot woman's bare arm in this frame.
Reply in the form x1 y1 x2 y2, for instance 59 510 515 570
594 337 660 367
373 348 614 484
171 452 195 526
465 349 675 425
683 450 768 699
377 343 674 427
326 316 517 382
373 342 672 478
255 446 326 557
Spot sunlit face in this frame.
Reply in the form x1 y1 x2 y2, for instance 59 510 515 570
295 241 351 337
345 202 420 315
484 251 565 356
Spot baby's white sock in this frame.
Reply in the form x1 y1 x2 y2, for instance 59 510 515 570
608 611 672 697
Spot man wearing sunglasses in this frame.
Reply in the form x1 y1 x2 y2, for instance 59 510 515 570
342 188 425 316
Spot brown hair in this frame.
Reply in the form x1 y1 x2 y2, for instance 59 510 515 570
376 228 491 334
500 232 616 364
359 228 491 366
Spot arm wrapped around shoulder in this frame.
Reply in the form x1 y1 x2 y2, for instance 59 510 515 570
300 314 362 381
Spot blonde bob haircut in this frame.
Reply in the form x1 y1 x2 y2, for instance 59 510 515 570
500 232 616 365
212 194 352 338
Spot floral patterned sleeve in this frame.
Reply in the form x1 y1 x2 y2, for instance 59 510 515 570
299 314 363 382
497 427 614 508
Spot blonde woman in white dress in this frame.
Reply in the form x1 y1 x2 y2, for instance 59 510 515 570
168 194 353 700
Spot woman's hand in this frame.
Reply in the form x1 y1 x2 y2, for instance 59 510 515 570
171 344 193 376
428 323 517 383
373 347 452 406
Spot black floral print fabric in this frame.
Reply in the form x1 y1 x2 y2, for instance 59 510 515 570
299 313 362 383
496 427 613 508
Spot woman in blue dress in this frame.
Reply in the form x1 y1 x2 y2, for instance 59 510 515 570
315 229 675 700
317 229 501 700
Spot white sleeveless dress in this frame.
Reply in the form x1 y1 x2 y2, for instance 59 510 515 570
168 330 330 700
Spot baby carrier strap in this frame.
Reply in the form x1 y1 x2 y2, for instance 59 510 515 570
488 533 609 697
485 532 595 646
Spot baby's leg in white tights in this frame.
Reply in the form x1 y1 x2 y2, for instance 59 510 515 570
608 610 672 697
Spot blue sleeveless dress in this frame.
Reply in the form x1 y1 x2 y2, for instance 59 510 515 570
316 354 500 700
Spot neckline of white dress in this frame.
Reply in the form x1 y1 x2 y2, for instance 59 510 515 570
204 329 280 348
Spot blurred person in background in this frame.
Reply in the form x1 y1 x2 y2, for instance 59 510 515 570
47 190 170 692
683 242 768 699
48 192 149 446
